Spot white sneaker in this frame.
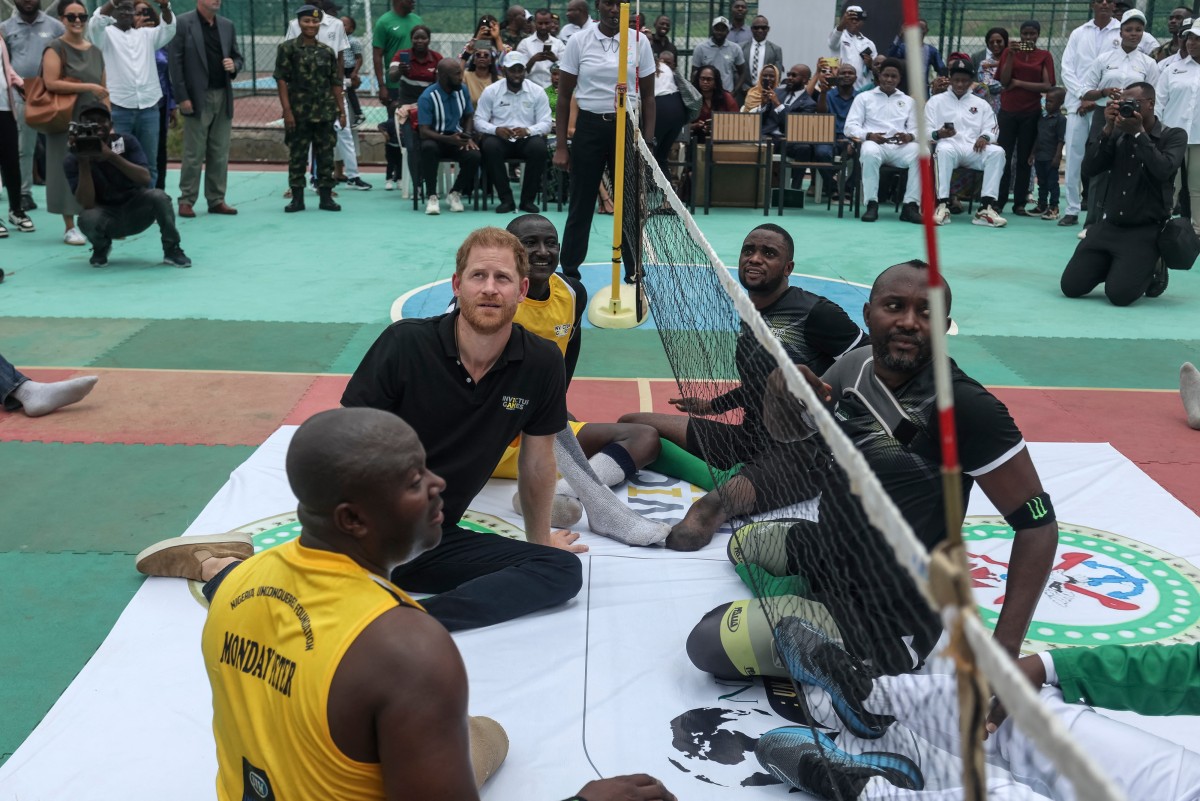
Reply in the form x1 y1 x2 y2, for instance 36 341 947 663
972 207 1007 228
384 179 395 191
64 227 86 245
933 202 950 226
425 194 440 215
447 191 465 213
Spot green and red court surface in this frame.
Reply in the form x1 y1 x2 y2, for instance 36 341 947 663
2 169 1198 762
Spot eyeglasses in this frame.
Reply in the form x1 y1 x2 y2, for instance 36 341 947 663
751 25 769 30
63 13 87 22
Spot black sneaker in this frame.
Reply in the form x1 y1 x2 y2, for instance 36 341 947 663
163 246 192 268
90 243 111 267
344 176 372 190
756 726 923 798
20 194 37 212
1057 214 1079 227
495 200 516 214
899 202 922 224
861 200 879 222
1147 259 1169 298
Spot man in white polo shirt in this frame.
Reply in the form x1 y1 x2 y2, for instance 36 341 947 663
844 57 922 223
1059 0 1121 227
553 0 655 281
477 52 553 214
927 57 1007 228
88 0 176 187
828 3 876 92
558 0 593 43
517 8 565 90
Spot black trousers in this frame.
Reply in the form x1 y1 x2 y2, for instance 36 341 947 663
481 134 547 206
390 525 583 631
1060 219 1160 306
78 188 181 252
997 108 1039 211
155 103 169 191
0 111 23 215
653 92 687 174
560 110 638 281
419 137 481 197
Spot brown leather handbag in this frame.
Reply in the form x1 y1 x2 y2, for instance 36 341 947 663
24 74 78 133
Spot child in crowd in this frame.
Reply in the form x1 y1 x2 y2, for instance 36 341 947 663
1029 86 1066 221
342 15 365 127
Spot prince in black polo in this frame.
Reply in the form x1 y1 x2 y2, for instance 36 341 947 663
341 231 582 631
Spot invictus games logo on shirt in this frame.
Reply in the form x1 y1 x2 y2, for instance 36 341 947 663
554 324 573 337
502 395 530 411
964 517 1200 652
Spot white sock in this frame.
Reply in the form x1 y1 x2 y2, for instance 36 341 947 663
1182 363 1200 430
511 490 583 529
554 427 669 546
555 452 626 497
12 375 99 417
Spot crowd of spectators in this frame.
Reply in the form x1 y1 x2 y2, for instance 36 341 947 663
2 0 1200 304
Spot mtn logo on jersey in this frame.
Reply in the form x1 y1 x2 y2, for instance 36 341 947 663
502 395 530 411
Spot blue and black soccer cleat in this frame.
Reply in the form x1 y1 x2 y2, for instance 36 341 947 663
774 615 896 739
755 725 923 799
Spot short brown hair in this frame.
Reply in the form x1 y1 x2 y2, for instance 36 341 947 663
455 226 529 280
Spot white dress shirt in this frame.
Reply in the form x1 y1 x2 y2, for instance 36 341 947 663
474 77 553 137
515 33 565 89
1061 17 1121 110
1158 56 1200 144
1082 45 1159 105
844 87 916 139
559 23 655 114
654 61 678 96
827 27 877 91
88 10 176 109
925 88 998 142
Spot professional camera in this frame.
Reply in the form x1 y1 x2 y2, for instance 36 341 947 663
1118 99 1141 118
67 120 105 155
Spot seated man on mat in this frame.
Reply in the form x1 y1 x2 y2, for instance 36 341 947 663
66 103 192 268
137 408 676 801
621 223 865 552
473 214 668 544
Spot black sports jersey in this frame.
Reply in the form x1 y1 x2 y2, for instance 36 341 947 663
822 349 1025 549
712 286 864 436
341 313 568 528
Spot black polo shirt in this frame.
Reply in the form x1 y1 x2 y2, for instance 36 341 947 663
341 312 568 529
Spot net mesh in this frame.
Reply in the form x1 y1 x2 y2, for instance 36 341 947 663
623 124 1126 800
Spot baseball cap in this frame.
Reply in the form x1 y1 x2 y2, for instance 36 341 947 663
711 15 730 29
1185 18 1200 36
1121 8 1147 25
498 50 526 70
947 57 974 77
77 101 112 119
845 5 867 17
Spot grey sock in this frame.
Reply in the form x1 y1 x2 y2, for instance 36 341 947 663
555 452 625 496
511 490 583 529
554 426 670 546
1182 362 1200 430
12 375 99 417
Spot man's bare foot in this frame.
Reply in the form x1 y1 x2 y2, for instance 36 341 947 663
665 522 714 551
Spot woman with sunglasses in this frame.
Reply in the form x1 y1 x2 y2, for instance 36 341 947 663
41 0 107 246
133 1 175 190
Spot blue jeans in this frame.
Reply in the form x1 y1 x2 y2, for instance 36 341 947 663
1 353 30 411
1034 158 1060 208
111 105 162 187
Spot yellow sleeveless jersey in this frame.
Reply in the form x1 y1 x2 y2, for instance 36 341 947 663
201 539 423 801
513 273 578 358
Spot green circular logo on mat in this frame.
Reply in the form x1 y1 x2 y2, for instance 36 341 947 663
964 516 1200 652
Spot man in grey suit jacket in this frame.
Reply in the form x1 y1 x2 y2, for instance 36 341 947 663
740 16 783 99
167 0 242 217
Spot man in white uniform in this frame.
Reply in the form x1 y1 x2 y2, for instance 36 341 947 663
928 58 1006 228
1059 0 1121 226
516 8 564 90
845 58 921 224
1156 20 1200 234
284 2 370 191
828 4 877 92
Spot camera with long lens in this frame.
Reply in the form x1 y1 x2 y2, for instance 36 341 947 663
68 120 105 155
1118 99 1141 118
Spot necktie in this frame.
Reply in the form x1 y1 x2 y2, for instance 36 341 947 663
751 43 761 81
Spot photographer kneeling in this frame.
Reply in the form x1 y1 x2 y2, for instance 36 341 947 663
65 103 191 268
1060 82 1184 305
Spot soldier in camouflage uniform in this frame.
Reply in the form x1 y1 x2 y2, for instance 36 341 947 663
275 4 346 212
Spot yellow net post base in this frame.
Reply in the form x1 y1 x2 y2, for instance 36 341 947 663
586 281 647 328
